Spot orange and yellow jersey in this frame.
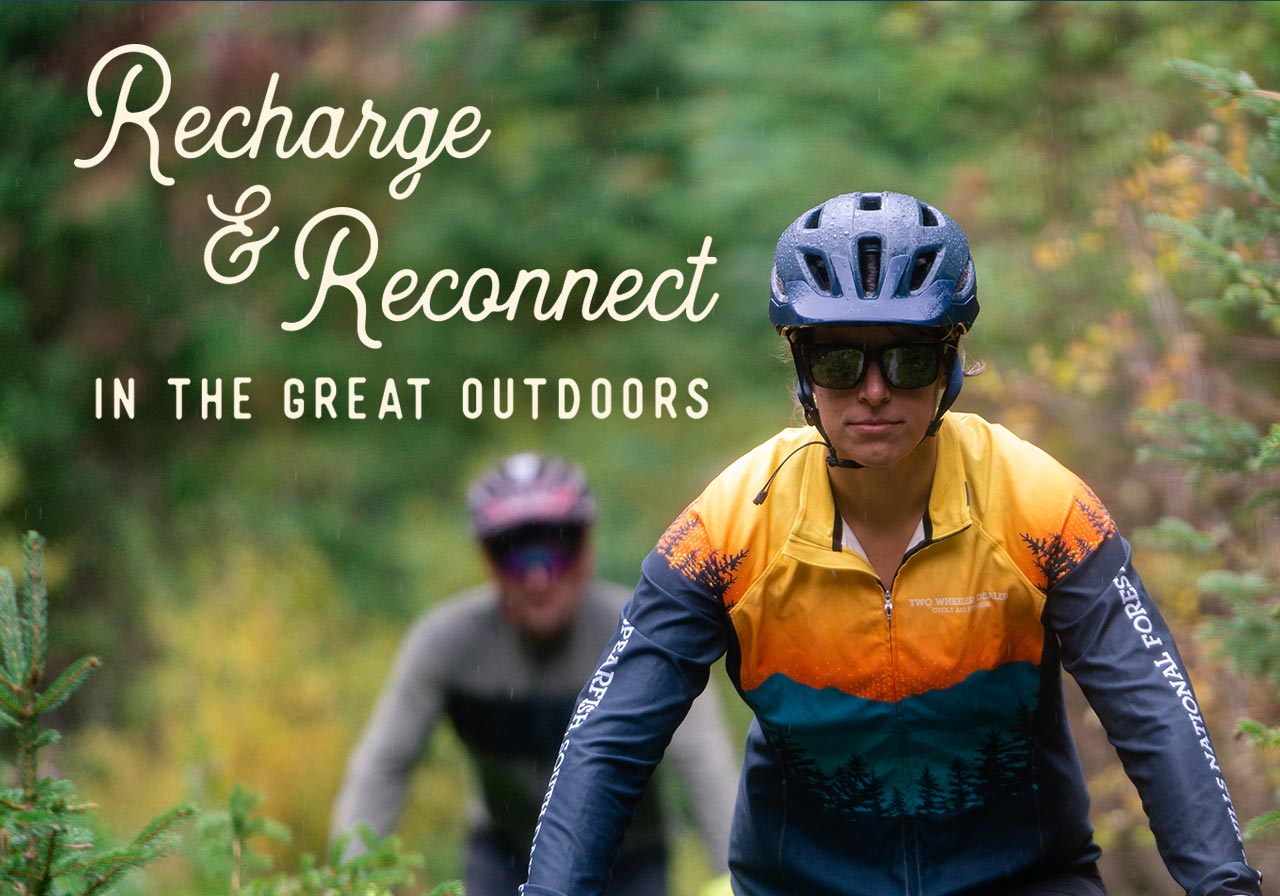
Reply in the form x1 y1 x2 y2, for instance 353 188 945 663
523 415 1261 896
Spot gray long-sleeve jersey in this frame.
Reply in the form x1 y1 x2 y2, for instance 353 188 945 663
330 580 738 869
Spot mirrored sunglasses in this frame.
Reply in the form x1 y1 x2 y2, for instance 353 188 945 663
804 342 951 391
486 527 585 579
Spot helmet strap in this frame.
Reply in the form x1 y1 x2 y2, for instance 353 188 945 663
926 347 964 437
788 339 864 470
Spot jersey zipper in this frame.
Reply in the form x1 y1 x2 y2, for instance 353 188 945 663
885 527 968 896
883 576 910 894
884 583 899 703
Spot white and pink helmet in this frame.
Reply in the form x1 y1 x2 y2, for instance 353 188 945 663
467 453 598 541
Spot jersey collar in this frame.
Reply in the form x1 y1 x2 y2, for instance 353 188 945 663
784 417 972 566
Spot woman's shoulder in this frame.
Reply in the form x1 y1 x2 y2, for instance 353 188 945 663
648 430 813 608
663 427 818 553
946 413 1079 487
945 413 1118 591
702 426 823 505
674 427 814 521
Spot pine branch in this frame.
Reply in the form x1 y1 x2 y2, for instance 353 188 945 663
1151 60 1280 844
200 792 429 896
1165 59 1258 98
34 826 60 896
0 532 195 896
425 883 465 896
74 816 190 896
0 567 27 684
33 656 101 716
131 802 197 853
0 682 28 723
1251 423 1280 472
22 533 47 687
1238 718 1280 748
1244 809 1280 843
55 802 197 892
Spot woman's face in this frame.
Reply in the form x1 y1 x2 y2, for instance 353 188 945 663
807 326 947 469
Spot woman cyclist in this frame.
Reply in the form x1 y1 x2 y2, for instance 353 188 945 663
521 191 1263 896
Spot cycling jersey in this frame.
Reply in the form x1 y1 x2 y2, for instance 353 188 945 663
522 415 1263 896
330 580 737 874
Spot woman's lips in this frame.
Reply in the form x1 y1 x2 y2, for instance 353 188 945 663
848 419 901 434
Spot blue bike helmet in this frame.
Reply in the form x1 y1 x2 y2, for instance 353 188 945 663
770 191 979 462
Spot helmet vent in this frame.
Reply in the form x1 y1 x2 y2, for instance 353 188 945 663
804 253 833 294
920 203 940 227
857 237 881 296
909 251 937 291
858 194 882 211
772 266 788 297
956 259 973 295
803 206 824 230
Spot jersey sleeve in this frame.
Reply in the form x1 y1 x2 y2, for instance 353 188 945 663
1046 531 1263 896
522 509 733 896
662 670 740 874
329 615 445 858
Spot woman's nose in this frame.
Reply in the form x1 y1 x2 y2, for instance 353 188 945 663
858 361 892 404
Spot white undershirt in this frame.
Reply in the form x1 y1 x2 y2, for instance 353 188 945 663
841 516 927 562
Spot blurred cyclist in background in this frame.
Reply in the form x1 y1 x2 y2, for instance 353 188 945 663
331 452 738 896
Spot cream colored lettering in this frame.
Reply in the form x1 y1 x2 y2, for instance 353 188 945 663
288 207 381 349
284 377 432 420
204 186 280 285
76 45 490 199
75 44 174 185
686 378 710 419
287 221 720 348
378 379 403 419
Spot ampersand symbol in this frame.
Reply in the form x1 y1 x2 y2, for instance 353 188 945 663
204 185 281 285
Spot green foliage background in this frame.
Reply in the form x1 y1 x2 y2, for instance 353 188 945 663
1 3 1279 894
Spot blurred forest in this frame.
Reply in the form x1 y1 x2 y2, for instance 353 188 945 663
1 2 1279 894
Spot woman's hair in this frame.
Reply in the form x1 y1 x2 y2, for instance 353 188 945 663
958 341 986 378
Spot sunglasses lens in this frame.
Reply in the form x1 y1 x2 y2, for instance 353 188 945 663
487 526 584 578
807 346 867 389
496 543 577 578
807 343 946 390
883 345 945 389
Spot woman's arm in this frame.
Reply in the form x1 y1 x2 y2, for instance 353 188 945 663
663 673 740 875
1047 532 1262 896
522 546 731 896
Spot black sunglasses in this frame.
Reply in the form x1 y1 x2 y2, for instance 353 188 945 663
804 342 952 391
